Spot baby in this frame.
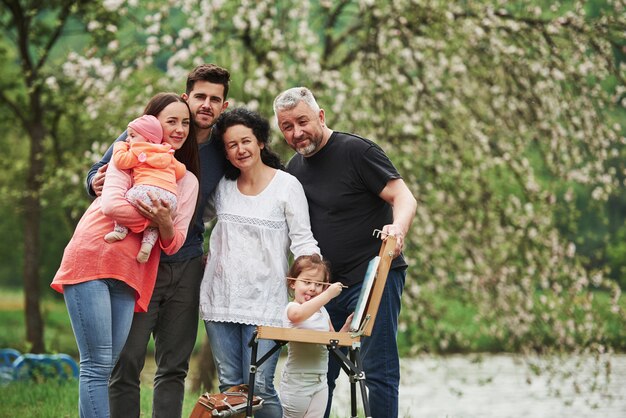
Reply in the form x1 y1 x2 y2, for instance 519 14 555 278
104 115 186 263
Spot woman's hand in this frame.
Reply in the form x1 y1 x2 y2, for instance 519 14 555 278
135 191 172 226
134 191 175 244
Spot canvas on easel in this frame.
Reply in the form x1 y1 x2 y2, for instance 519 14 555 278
349 255 380 332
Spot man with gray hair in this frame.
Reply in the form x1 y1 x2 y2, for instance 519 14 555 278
274 87 417 418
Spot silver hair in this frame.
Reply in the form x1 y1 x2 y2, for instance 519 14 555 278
273 87 321 115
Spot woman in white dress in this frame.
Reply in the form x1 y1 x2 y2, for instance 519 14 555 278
199 107 320 418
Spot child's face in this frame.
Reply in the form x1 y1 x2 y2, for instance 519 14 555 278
291 267 326 304
127 127 148 144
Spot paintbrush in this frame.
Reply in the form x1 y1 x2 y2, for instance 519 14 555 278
286 277 349 288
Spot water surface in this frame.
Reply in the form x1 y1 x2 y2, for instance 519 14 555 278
327 354 626 418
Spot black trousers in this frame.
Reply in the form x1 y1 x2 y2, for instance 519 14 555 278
109 256 204 418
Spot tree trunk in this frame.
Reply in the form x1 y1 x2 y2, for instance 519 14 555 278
23 113 46 353
191 334 217 393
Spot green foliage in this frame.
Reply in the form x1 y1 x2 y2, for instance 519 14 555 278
0 288 207 357
1 0 625 366
606 222 626 289
0 289 75 354
399 286 502 355
399 286 626 356
0 206 23 287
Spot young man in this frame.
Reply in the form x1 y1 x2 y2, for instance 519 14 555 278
273 86 417 418
86 64 230 418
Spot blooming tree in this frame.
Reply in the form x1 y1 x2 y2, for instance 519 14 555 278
2 2 625 391
85 0 626 350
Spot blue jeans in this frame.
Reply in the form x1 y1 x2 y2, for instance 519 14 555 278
64 279 136 418
204 321 282 418
324 267 406 418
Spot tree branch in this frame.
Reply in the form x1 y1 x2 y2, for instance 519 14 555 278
36 3 73 73
322 0 351 59
3 0 34 78
0 89 27 127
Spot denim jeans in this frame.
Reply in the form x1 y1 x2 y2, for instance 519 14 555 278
324 267 406 418
64 279 136 418
109 256 204 418
204 321 283 418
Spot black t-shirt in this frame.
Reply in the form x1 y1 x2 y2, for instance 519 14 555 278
286 131 407 286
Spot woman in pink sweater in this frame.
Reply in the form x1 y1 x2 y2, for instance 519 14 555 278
51 93 199 418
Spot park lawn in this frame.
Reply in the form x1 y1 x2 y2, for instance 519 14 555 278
0 378 201 418
0 288 205 417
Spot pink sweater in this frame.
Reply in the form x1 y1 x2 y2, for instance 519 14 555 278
51 158 199 311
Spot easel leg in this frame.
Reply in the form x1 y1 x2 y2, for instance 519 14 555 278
350 354 358 417
246 334 287 417
354 348 371 418
329 343 371 418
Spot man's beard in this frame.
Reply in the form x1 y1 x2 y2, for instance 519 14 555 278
194 112 214 129
296 142 317 156
295 135 322 156
194 120 212 130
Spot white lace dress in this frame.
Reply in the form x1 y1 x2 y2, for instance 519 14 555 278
199 170 320 326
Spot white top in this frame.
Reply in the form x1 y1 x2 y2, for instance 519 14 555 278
200 170 319 326
282 302 330 374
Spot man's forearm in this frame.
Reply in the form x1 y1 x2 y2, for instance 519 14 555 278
85 131 127 196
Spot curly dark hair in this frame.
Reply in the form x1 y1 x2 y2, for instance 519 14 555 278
212 107 284 179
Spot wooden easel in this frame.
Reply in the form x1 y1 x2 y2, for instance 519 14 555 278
245 233 397 418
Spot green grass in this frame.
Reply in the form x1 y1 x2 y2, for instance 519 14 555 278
0 288 208 417
1 379 79 418
0 378 355 418
0 378 202 418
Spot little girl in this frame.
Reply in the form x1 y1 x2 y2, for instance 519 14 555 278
104 114 187 263
280 254 353 418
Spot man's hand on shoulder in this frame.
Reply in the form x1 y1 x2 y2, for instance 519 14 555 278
91 163 109 197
